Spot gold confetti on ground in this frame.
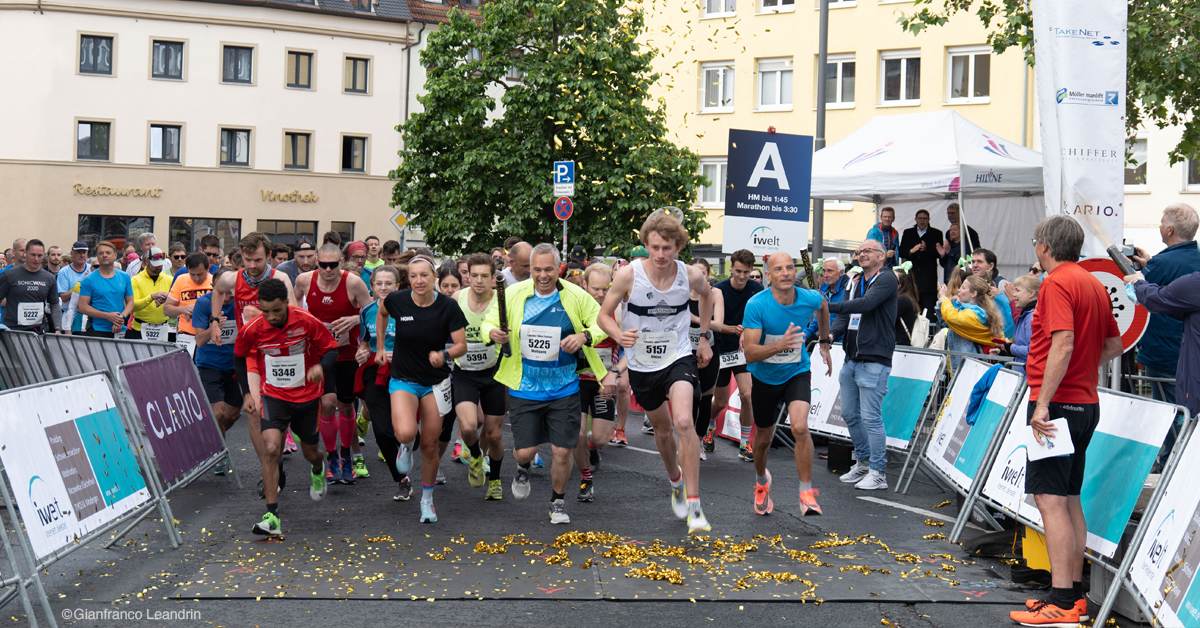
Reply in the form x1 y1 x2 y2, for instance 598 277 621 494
923 533 948 541
625 561 683 585
364 535 394 544
924 519 945 527
931 500 952 509
881 619 897 627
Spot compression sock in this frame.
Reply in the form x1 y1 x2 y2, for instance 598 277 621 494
319 410 338 453
336 410 355 449
421 483 435 504
740 424 751 447
488 456 503 482
580 466 593 482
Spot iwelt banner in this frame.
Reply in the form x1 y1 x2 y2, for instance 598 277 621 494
722 129 812 257
1033 0 1127 258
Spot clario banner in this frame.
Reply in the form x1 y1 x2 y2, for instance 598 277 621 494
722 129 812 257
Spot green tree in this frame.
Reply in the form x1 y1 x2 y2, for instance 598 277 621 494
390 0 709 257
898 0 1200 164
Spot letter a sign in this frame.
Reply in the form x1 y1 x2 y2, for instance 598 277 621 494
722 129 812 256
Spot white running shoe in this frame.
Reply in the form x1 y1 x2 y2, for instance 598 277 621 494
396 441 414 476
512 466 531 500
549 499 570 524
670 467 687 520
854 470 888 491
839 464 870 484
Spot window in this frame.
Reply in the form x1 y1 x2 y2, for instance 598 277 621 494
149 124 181 163
222 45 253 84
331 222 355 244
152 40 184 80
701 62 735 112
760 0 794 11
1125 137 1148 188
77 121 111 161
823 54 854 108
342 136 367 172
220 128 251 167
344 56 370 94
284 132 311 170
257 220 317 250
703 0 735 17
881 50 920 104
1188 157 1200 191
169 218 241 255
462 0 480 6
506 64 525 82
824 0 855 6
79 35 114 75
947 46 990 103
77 216 153 254
699 159 727 208
756 58 793 110
287 51 313 89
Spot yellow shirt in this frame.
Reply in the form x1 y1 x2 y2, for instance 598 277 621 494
130 269 174 330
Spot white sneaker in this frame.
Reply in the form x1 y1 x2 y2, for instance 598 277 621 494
549 499 570 524
670 467 687 520
839 464 870 484
854 470 888 491
512 466 531 500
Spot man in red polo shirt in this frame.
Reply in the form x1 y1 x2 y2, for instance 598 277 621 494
1010 216 1123 626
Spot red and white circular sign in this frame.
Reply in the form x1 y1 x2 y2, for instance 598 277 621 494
1078 258 1149 352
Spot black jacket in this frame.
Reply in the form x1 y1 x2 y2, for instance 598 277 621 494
830 269 898 364
899 226 944 293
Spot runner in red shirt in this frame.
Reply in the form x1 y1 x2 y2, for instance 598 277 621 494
235 277 338 537
293 244 372 484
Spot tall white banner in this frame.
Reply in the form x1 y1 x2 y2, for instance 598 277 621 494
1033 0 1128 258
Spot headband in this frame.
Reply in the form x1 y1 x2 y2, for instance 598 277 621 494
408 256 436 271
345 241 368 258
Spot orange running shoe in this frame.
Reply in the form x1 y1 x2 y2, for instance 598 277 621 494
753 470 773 515
1009 599 1081 627
799 488 822 516
1023 598 1088 621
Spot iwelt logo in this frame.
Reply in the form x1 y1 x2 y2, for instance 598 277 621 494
751 227 780 247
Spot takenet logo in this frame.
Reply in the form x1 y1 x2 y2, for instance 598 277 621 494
1049 27 1122 47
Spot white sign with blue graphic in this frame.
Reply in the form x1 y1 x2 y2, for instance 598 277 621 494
922 360 1022 491
722 129 812 256
553 160 575 197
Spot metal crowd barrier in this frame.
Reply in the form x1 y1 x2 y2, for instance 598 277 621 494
0 331 56 389
42 333 176 380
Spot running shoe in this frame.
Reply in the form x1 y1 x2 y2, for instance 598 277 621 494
435 467 446 485
358 436 366 446
340 455 357 485
252 511 281 537
549 499 570 524
283 432 297 454
738 443 754 462
1022 598 1089 621
670 468 687 520
278 463 286 491
310 462 328 501
393 477 412 501
512 466 531 500
451 440 463 462
420 501 437 523
327 456 340 483
532 453 545 468
754 470 773 515
699 450 707 461
396 442 413 476
485 479 503 500
612 428 628 447
378 450 386 462
1008 599 1081 627
356 408 370 437
578 479 594 502
353 456 369 479
642 417 654 433
839 464 870 484
213 456 229 476
854 470 888 491
702 428 715 453
610 431 619 445
799 489 822 516
687 503 712 534
467 451 485 488
589 444 601 469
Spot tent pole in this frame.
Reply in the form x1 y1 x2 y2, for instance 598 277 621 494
811 0 829 259
957 190 975 257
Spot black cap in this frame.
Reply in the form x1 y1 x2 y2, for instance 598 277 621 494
295 237 315 250
570 244 586 261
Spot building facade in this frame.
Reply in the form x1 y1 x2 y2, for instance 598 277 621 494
0 0 417 255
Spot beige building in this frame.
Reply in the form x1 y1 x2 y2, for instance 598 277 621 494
0 0 421 255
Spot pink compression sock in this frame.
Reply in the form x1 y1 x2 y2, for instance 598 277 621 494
319 410 339 452
337 410 356 449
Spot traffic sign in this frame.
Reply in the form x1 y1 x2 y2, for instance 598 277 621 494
1078 257 1149 352
553 160 575 197
554 197 573 220
390 208 408 233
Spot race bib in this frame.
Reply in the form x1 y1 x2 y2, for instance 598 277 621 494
175 333 196 356
848 313 862 331
720 349 746 369
764 333 803 364
141 322 170 343
520 325 560 362
17 302 43 326
325 323 350 347
265 353 305 388
689 327 701 351
458 342 497 371
219 319 237 344
434 377 453 416
595 347 614 370
634 332 674 368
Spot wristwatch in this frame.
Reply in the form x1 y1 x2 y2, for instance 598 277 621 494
701 330 714 343
583 331 593 346
819 338 832 345
210 316 222 324
441 349 451 364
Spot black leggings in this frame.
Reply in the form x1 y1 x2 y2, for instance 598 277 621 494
692 353 721 437
363 364 404 482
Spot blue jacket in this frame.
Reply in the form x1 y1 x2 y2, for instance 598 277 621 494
1138 241 1200 370
1009 301 1036 376
1135 272 1200 416
805 274 849 339
866 223 901 262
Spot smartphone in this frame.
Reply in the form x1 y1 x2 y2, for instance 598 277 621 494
1121 244 1135 258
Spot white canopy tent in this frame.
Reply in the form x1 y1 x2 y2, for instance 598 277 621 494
811 111 1043 282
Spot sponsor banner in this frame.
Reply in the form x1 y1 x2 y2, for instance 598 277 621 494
982 388 1174 558
120 352 227 484
722 129 812 256
923 361 1022 491
1033 0 1128 258
0 373 149 560
1127 426 1200 628
806 345 942 450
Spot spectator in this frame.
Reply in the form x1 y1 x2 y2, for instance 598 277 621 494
1029 261 1044 276
57 242 92 335
1125 268 1200 421
866 206 900 262
899 209 944 317
0 239 61 334
364 236 384 270
46 246 64 275
993 274 1040 375
271 244 291 267
126 247 174 342
1011 215 1123 626
77 240 133 338
125 232 157 275
894 266 920 346
805 258 848 342
937 275 1005 371
274 237 316 284
164 252 214 347
748 268 763 284
382 240 402 265
168 242 188 275
971 248 1015 337
829 239 897 490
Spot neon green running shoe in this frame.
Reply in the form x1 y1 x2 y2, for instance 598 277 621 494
485 479 503 500
356 407 370 438
353 456 369 478
252 511 281 536
468 451 485 488
310 462 328 501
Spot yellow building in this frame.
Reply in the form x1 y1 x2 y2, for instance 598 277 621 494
640 0 1033 249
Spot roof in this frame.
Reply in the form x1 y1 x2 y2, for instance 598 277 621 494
178 0 413 23
405 0 480 25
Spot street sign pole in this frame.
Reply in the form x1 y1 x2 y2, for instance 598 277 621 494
562 220 568 258
552 161 575 259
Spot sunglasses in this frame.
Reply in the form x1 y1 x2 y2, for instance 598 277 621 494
318 261 340 269
172 255 186 260
206 252 221 258
149 252 167 261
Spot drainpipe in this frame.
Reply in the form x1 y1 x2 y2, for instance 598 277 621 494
403 21 427 125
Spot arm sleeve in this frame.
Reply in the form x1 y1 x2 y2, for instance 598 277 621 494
64 289 79 330
56 271 71 295
235 355 250 396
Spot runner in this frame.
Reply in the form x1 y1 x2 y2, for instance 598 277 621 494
293 244 372 484
235 278 337 536
274 237 317 284
0 239 61 334
483 243 610 525
77 240 132 339
375 256 467 523
710 249 763 461
126 247 174 342
192 268 240 475
56 242 91 335
742 252 831 516
450 254 508 500
574 262 620 502
163 252 214 355
435 266 464 476
689 258 724 460
363 236 384 271
356 266 411 500
598 210 715 533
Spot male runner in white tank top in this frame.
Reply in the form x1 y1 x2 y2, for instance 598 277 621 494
598 209 714 533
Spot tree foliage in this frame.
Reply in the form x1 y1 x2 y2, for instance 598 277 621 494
390 0 709 257
898 0 1200 164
